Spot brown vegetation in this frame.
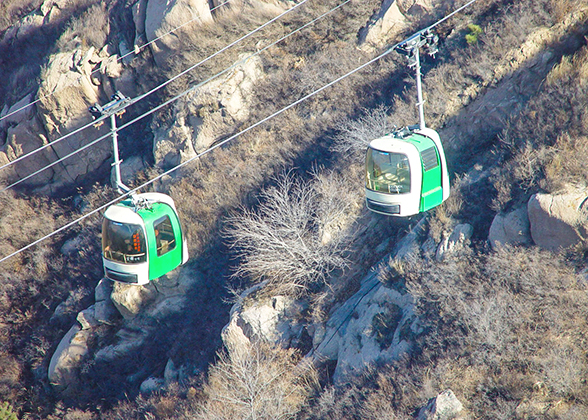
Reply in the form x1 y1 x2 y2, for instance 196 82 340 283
1 0 588 419
225 171 360 297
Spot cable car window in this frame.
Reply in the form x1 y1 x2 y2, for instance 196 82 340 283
102 219 147 264
421 146 439 171
366 148 411 194
154 216 176 257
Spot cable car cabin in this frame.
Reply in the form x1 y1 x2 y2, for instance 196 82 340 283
365 127 450 217
102 192 188 285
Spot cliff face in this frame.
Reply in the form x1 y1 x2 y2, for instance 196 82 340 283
1 0 588 419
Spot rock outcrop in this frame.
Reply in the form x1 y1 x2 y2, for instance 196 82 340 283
0 43 139 191
222 283 308 352
417 389 464 420
527 190 588 250
48 325 92 395
152 54 264 169
359 0 436 49
145 0 213 67
49 268 200 395
488 206 532 249
311 274 417 383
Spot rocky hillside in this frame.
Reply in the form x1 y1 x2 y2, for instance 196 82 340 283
1 0 588 419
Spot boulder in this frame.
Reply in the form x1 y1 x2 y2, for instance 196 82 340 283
94 279 119 325
153 54 264 169
145 0 213 67
110 282 158 320
527 191 588 250
222 285 308 352
359 0 435 49
133 0 149 49
0 94 34 128
311 273 416 383
359 0 408 48
436 224 473 261
48 325 92 394
94 327 149 363
77 305 99 330
417 389 464 420
488 206 532 249
0 113 58 186
140 376 165 394
164 358 179 384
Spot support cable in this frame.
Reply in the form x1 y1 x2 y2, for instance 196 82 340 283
0 0 233 124
0 0 310 174
0 0 479 265
1 0 349 192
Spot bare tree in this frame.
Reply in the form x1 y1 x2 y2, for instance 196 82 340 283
331 105 393 158
197 342 317 420
225 171 358 297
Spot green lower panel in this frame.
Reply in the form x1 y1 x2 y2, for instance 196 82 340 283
420 187 443 212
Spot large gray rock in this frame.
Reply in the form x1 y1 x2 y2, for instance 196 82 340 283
145 0 213 67
488 206 532 248
48 325 92 394
417 389 464 420
527 191 588 250
152 54 264 169
311 274 416 383
222 283 308 352
359 0 436 49
110 282 158 320
94 327 149 363
0 45 138 191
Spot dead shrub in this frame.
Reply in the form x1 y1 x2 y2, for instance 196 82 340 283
225 171 359 297
331 105 393 158
55 2 109 51
198 341 317 420
427 175 464 242
401 244 588 416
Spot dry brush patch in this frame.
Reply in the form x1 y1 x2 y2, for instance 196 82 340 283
492 44 588 210
401 245 588 417
225 170 360 297
196 341 318 420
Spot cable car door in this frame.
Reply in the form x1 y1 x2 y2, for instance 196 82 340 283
419 144 444 212
142 203 184 280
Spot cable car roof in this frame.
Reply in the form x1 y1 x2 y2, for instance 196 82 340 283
103 193 179 225
104 204 143 225
368 131 438 154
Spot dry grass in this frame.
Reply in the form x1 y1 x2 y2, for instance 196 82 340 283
492 44 588 210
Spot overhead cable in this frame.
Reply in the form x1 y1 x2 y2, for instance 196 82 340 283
0 0 310 175
0 0 233 124
0 0 480 265
2 0 347 192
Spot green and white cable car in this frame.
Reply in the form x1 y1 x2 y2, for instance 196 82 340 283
92 92 188 285
102 193 189 285
365 30 450 217
365 127 449 216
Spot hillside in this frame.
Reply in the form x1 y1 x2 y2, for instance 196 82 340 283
0 0 587 419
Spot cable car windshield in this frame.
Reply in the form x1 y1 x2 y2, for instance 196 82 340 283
102 219 147 264
366 148 411 194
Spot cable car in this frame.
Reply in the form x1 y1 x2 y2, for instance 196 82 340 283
365 126 449 217
365 30 450 217
102 192 189 285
